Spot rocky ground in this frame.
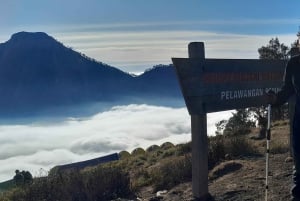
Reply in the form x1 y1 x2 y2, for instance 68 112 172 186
210 153 292 201
131 152 293 201
128 122 294 201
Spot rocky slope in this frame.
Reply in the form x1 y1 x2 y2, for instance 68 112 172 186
130 153 292 201
130 122 293 201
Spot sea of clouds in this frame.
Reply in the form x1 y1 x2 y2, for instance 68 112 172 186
0 104 232 181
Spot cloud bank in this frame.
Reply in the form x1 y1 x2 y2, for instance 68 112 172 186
47 21 297 73
0 104 231 181
1 19 297 74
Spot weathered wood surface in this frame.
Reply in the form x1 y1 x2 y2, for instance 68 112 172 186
172 58 286 114
187 42 210 200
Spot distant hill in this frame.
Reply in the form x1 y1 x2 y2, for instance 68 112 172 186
0 179 14 192
135 64 181 97
0 32 182 117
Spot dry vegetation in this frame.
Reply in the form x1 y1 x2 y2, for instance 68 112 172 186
0 120 292 201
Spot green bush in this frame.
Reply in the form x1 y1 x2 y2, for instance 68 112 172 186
208 135 257 169
130 168 152 190
160 142 174 150
1 166 132 201
160 148 176 159
176 142 191 156
146 145 160 152
83 165 131 201
119 151 131 159
131 148 145 156
150 155 192 191
224 136 257 157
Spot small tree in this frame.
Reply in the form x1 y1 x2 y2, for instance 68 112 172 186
13 170 24 186
215 119 228 135
13 170 33 186
258 37 290 60
216 109 255 136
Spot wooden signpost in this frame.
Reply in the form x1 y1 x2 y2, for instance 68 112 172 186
172 42 287 200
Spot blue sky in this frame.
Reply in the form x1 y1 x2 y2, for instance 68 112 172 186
1 0 300 73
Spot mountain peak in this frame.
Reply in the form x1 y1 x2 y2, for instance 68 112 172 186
10 31 50 40
7 31 57 46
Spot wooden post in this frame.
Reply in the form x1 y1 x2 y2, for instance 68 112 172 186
188 42 210 200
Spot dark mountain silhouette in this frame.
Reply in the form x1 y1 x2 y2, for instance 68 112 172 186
132 64 183 106
136 64 180 97
0 32 182 117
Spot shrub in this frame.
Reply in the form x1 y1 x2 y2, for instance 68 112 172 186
83 165 131 201
146 145 160 152
208 135 258 169
224 136 257 157
270 140 289 154
0 188 26 201
1 166 132 201
208 135 226 169
160 148 176 159
160 142 174 150
119 151 131 159
150 155 192 191
131 148 145 156
130 168 152 190
176 142 191 156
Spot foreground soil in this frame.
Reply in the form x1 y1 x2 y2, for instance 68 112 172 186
134 152 293 201
134 123 293 201
210 152 293 201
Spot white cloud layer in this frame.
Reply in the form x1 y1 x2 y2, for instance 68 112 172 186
0 104 232 181
51 29 296 73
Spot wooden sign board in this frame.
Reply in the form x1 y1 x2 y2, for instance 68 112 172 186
172 58 286 114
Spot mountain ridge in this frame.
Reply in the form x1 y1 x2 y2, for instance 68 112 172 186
0 31 182 117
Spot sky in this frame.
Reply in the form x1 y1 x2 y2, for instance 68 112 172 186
0 0 300 73
0 0 299 181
